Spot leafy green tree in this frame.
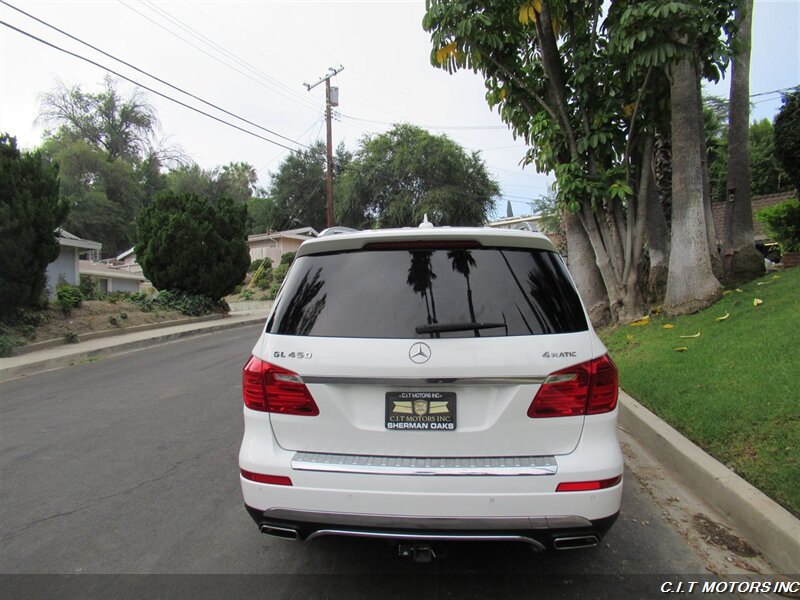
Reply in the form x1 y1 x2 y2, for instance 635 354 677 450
337 124 498 228
218 161 258 205
268 141 351 231
773 87 800 195
424 1 655 320
708 118 792 202
38 75 157 163
0 134 69 314
40 134 142 256
247 196 279 234
135 190 250 300
37 77 176 255
423 0 739 318
749 119 792 196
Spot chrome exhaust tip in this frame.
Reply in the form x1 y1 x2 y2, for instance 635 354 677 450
260 524 300 540
552 535 600 550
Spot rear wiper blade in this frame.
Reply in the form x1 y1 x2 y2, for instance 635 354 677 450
415 322 507 334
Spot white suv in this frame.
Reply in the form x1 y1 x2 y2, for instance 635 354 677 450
239 223 622 555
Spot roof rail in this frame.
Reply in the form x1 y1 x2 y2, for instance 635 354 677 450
318 226 359 237
513 222 539 233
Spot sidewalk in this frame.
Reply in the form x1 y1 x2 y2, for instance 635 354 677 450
0 311 266 383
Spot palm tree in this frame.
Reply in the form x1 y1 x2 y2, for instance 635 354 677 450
448 249 479 336
664 54 722 315
724 0 764 281
406 251 438 333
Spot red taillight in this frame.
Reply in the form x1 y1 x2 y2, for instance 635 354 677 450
556 475 622 492
240 469 293 486
242 356 319 416
528 354 618 418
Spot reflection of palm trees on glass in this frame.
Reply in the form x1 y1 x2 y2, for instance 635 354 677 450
447 249 480 336
406 251 438 333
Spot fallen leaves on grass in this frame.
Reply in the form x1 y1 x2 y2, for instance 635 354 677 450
630 315 650 326
715 312 730 322
674 347 689 352
662 324 674 329
679 332 701 338
756 281 772 286
753 298 763 307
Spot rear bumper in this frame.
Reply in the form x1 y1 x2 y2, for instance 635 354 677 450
245 505 619 549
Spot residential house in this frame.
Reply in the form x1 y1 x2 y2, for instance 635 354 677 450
79 260 149 294
247 227 318 265
487 214 566 253
45 229 102 298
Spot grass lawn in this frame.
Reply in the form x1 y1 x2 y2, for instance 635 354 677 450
601 267 800 518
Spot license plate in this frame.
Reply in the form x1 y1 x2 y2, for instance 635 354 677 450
385 392 456 431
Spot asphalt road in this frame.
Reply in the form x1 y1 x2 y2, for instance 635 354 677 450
1 324 715 598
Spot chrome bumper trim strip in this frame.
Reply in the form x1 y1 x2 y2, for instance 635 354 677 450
291 451 558 476
306 529 547 549
300 376 546 386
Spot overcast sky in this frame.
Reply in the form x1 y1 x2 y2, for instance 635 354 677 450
1 0 798 220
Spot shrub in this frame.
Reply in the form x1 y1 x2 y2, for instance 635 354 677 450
136 190 250 301
280 252 295 266
249 257 272 272
0 335 18 357
268 280 282 300
64 331 79 344
79 275 101 301
125 289 220 317
56 284 83 316
239 288 254 301
108 315 120 327
253 268 273 290
756 199 800 253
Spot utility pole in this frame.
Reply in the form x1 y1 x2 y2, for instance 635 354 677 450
304 65 344 228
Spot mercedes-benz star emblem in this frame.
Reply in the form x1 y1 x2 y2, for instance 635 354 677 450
409 342 431 364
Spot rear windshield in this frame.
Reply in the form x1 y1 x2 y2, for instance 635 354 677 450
267 246 587 338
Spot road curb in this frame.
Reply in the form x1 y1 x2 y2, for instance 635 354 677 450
12 314 227 355
619 391 800 574
1 315 265 382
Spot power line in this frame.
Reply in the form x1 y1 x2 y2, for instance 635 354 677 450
0 20 301 154
1 0 311 150
117 0 319 115
141 0 319 112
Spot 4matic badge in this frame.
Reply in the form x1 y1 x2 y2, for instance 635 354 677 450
542 351 577 358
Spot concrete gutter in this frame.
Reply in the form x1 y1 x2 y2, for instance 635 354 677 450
0 312 266 383
619 391 800 574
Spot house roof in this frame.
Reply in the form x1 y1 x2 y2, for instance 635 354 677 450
116 247 135 261
248 226 318 243
79 260 148 282
56 228 102 251
712 190 796 243
487 214 542 228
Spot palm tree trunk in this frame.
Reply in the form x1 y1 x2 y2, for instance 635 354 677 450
725 0 764 281
664 55 721 315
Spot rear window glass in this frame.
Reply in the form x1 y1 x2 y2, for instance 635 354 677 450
267 246 587 338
